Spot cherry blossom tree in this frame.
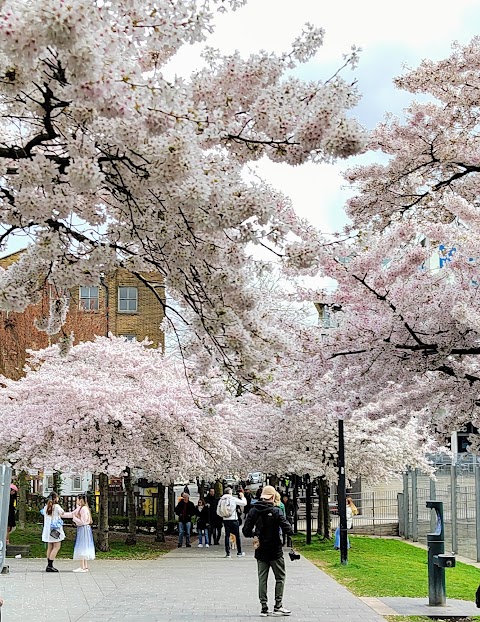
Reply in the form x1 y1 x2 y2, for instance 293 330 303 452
0 0 365 382
294 38 480 444
0 335 235 548
211 284 438 484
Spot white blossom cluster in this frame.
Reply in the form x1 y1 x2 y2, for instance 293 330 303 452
0 0 366 382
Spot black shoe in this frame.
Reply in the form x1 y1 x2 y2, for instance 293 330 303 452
186 543 191 548
177 544 182 548
260 607 269 617
46 566 58 572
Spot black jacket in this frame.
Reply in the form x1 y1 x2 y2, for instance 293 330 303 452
205 494 221 524
243 501 293 561
196 505 210 529
175 499 196 522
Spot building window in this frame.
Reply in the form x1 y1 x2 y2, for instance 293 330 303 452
120 334 136 341
79 286 99 311
457 423 478 453
46 475 54 490
118 287 138 312
72 475 82 491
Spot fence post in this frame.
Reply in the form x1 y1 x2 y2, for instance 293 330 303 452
412 469 418 542
403 471 410 540
475 459 480 562
451 463 458 553
0 464 12 574
430 477 437 533
398 493 405 537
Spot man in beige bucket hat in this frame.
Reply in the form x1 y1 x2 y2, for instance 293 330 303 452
243 485 293 617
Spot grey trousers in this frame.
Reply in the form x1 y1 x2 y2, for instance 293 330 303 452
257 556 286 608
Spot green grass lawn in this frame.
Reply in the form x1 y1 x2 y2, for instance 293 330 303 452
9 523 174 559
293 534 480 602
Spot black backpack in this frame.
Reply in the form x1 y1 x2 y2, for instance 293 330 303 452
255 508 280 544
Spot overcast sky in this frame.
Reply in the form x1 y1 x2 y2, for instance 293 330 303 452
164 0 480 234
2 0 480 257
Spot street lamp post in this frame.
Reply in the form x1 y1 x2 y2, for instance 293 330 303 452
338 418 348 565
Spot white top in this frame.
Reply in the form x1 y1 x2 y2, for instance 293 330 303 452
222 494 247 521
346 506 353 529
41 504 66 543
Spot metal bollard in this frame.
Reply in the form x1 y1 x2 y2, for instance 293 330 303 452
426 500 456 606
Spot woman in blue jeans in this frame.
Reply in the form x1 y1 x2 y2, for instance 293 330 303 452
196 499 210 547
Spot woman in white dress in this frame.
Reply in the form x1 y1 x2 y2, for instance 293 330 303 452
71 494 95 573
41 491 71 572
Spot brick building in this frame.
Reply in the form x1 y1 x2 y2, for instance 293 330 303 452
0 249 165 495
0 249 165 380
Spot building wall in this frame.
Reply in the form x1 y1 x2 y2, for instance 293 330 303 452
105 268 164 347
0 251 165 493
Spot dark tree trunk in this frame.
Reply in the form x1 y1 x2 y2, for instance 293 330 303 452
316 477 331 538
269 474 279 488
321 477 331 539
53 471 62 495
214 479 223 498
124 467 137 545
97 473 110 552
197 478 205 500
155 483 166 542
17 470 28 529
167 483 175 522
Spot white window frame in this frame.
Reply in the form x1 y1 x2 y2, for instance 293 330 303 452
121 334 136 341
71 475 82 491
79 286 99 311
118 286 138 313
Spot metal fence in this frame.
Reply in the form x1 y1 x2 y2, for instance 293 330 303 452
296 489 400 536
400 463 480 562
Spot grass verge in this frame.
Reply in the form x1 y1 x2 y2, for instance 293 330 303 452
9 523 176 559
293 534 479 602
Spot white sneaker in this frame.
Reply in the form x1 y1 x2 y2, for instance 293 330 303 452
198 544 203 548
73 568 88 573
237 552 245 557
225 554 231 558
205 544 209 547
272 606 291 616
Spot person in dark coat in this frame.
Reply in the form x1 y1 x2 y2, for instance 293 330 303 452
205 487 222 545
243 485 293 617
282 493 294 547
7 484 18 544
244 490 252 515
174 492 196 547
196 499 210 547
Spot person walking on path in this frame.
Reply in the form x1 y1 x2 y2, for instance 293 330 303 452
196 498 210 548
175 492 196 548
70 494 95 573
206 487 222 545
217 487 246 558
243 485 293 617
41 491 70 573
6 484 17 545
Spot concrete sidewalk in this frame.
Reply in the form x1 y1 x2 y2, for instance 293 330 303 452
0 540 387 622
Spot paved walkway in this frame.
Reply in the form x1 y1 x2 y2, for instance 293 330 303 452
0 540 387 622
